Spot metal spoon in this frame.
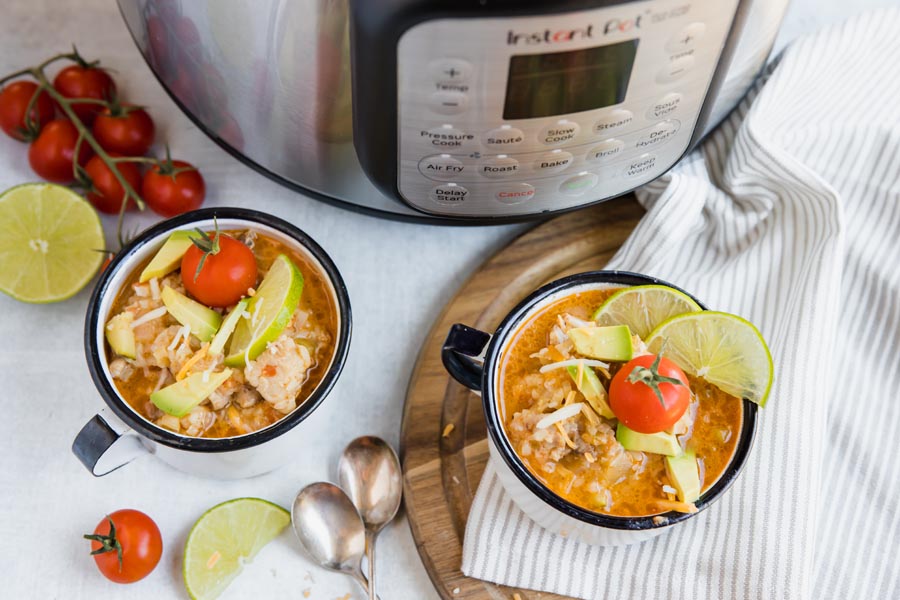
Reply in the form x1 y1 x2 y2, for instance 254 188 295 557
291 482 379 598
338 436 403 600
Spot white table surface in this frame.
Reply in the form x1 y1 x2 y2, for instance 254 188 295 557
0 1 889 598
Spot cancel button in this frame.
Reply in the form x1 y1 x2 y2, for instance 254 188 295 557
495 183 535 205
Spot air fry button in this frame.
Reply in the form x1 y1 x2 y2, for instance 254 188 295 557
495 183 535 205
430 184 469 205
419 154 466 181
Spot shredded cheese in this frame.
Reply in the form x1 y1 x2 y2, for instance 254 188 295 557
167 324 190 351
535 402 584 429
176 343 209 380
442 423 455 438
130 306 167 329
539 358 609 373
563 390 576 406
580 403 600 426
149 277 160 300
576 359 584 387
650 500 698 514
555 422 577 449
584 452 596 463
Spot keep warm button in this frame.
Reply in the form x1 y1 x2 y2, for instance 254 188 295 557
624 154 657 178
419 154 466 181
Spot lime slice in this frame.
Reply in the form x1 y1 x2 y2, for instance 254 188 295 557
224 254 303 367
183 498 291 600
0 183 104 303
646 311 773 406
592 284 702 339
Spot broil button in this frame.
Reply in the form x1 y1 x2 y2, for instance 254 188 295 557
587 139 624 162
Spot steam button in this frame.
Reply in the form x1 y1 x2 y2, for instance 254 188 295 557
430 91 469 115
430 183 469 205
593 109 633 135
539 120 580 145
419 154 466 181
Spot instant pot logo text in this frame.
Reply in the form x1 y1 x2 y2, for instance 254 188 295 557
506 17 642 45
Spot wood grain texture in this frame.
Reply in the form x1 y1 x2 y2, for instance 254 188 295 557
400 196 644 599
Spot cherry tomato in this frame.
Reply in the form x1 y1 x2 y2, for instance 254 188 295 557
609 354 691 434
142 160 205 217
181 231 257 307
0 81 55 141
92 105 155 155
85 509 162 584
147 16 173 77
28 119 93 183
84 154 143 214
53 64 117 124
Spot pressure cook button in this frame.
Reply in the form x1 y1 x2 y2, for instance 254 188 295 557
420 125 474 149
428 59 473 84
635 120 680 149
495 183 536 205
429 91 469 115
647 93 683 120
419 154 466 180
559 172 599 197
483 126 525 149
592 109 633 135
656 55 695 84
624 154 657 178
587 139 624 162
533 150 574 174
666 22 707 53
479 155 520 179
539 120 580 145
429 183 469 205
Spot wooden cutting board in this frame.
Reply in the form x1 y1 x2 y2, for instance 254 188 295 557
400 196 644 599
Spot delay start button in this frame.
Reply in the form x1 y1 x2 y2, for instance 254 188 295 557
429 183 469 205
539 120 580 145
495 183 535 205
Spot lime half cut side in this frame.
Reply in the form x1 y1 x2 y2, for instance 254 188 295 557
592 284 702 339
646 311 773 406
0 183 105 303
183 498 291 600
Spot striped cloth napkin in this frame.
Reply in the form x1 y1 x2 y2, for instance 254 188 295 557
462 8 900 599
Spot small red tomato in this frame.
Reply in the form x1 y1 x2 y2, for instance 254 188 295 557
53 64 117 124
85 509 162 584
181 230 257 307
28 119 93 183
84 155 143 214
609 353 691 434
0 81 55 141
142 160 205 217
93 105 155 155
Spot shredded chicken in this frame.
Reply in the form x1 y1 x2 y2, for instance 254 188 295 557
245 334 313 413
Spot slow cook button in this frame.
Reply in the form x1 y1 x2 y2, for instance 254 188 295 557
647 93 683 120
656 55 695 84
428 58 473 84
635 120 680 149
479 155 520 179
429 183 469 205
419 154 466 180
533 150 574 174
495 183 535 205
559 172 599 197
593 109 633 135
429 91 469 115
587 139 624 162
666 22 707 53
420 125 474 149
624 153 657 178
483 126 525 149
539 120 580 145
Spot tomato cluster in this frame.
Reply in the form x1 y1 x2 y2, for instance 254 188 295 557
0 59 205 218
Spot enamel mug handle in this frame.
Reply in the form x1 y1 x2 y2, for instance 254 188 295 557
72 408 148 476
441 324 492 392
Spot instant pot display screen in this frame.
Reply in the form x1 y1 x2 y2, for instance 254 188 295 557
502 40 638 120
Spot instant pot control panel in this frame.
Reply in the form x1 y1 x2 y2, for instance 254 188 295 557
392 0 739 217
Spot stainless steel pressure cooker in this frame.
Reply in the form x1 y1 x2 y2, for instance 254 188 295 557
117 0 789 222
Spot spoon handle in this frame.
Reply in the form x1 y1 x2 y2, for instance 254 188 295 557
366 530 377 600
352 566 381 600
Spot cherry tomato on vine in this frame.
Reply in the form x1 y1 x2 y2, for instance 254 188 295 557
92 105 155 155
142 159 205 217
84 154 142 214
609 353 691 434
28 119 92 183
0 81 55 141
84 509 162 584
53 64 117 124
181 228 257 307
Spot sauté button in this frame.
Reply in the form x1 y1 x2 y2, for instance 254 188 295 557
483 126 525 149
429 91 469 115
495 183 536 205
559 172 599 197
419 154 466 180
533 150 574 173
587 139 624 162
593 109 633 135
539 120 580 145
429 183 469 205
479 155 520 179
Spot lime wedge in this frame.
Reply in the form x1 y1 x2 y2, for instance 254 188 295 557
224 254 303 367
646 311 773 406
183 498 291 600
0 183 104 303
592 284 701 339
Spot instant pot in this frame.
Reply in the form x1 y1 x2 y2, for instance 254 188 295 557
117 0 789 222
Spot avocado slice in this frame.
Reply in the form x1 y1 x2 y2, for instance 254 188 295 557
161 286 222 342
139 230 196 283
567 325 634 361
566 364 614 418
616 423 682 456
209 298 249 356
151 369 232 417
105 311 136 359
665 450 701 503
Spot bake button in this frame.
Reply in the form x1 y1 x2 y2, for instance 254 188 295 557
666 22 707 53
559 172 599 197
647 93 683 120
587 139 624 162
495 183 536 205
533 150 574 174
539 120 580 145
420 125 474 149
429 91 469 115
483 126 525 149
428 59 473 84
624 154 657 178
656 55 695 84
429 183 469 205
419 154 466 180
635 120 680 149
592 109 633 135
479 155 520 179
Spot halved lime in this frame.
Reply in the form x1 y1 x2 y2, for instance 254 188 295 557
0 183 104 303
183 498 291 600
224 254 303 367
646 311 773 406
592 284 702 339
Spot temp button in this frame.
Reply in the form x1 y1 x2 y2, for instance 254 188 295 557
419 154 466 181
495 183 535 205
539 120 580 145
430 183 469 205
484 126 525 149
